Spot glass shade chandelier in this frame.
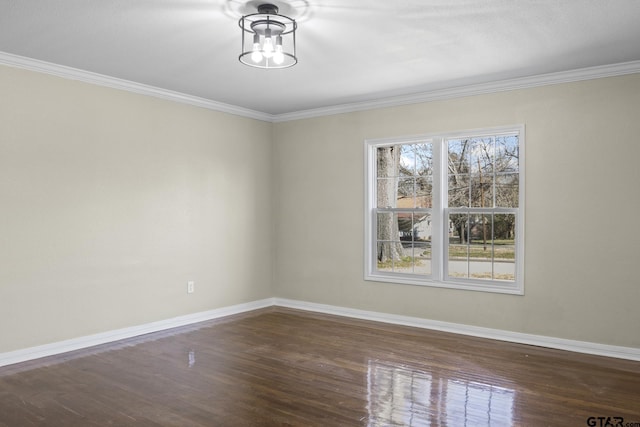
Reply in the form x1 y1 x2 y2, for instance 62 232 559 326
239 3 297 69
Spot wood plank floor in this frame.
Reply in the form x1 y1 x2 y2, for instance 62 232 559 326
1 307 639 426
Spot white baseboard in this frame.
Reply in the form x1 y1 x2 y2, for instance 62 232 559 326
2 296 639 367
274 298 640 362
0 298 275 368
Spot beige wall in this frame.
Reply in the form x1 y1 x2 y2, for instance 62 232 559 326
2 63 639 354
273 73 640 348
0 65 273 352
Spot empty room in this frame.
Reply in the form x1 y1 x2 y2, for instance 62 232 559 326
1 1 640 425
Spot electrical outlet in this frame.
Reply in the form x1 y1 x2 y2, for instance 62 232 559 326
187 281 195 294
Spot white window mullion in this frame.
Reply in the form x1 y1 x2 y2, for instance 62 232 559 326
431 137 445 281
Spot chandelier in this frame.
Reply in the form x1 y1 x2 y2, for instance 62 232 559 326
238 3 297 69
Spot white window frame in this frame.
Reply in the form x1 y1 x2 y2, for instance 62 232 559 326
364 125 525 295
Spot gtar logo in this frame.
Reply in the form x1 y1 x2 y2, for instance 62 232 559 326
586 417 624 427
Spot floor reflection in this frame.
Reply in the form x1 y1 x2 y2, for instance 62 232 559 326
367 359 515 426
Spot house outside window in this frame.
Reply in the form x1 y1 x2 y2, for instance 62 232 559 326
364 126 525 294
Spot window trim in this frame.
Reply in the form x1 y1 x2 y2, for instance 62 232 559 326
364 125 525 295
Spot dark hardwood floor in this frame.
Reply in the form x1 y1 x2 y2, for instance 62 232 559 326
1 307 639 426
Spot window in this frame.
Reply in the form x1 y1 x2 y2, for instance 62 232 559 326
364 126 524 294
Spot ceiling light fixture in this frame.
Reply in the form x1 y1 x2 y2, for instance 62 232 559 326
239 3 297 69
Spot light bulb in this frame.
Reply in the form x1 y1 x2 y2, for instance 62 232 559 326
251 49 263 63
273 46 284 64
263 28 274 58
251 33 262 63
273 35 284 64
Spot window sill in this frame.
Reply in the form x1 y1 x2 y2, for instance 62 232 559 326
364 272 524 295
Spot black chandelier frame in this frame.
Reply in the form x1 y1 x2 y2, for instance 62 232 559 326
239 3 298 69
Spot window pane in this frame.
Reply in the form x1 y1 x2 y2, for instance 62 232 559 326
416 176 432 208
397 212 413 241
494 214 516 250
413 213 432 242
448 139 469 172
470 174 493 208
412 241 431 275
415 143 433 176
397 178 415 207
376 212 405 242
448 213 469 278
377 178 395 208
376 146 400 178
376 242 394 272
469 138 494 175
494 249 516 281
448 174 469 207
399 144 416 176
385 241 413 274
468 213 493 280
469 213 491 246
495 135 519 173
494 214 516 281
376 212 394 241
378 177 419 208
495 173 519 208
376 236 408 273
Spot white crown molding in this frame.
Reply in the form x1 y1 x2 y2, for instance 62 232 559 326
0 51 275 123
274 298 640 361
0 298 275 368
272 60 640 122
0 52 640 123
2 51 640 124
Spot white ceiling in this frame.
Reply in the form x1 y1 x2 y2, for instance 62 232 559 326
1 0 640 115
